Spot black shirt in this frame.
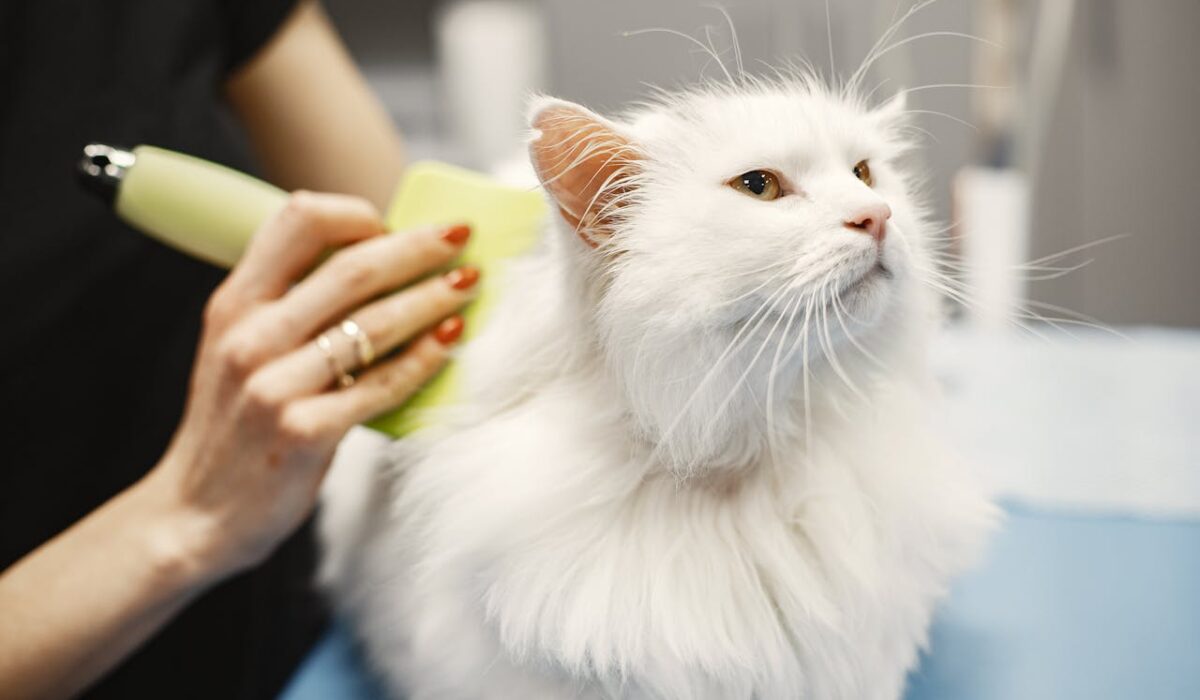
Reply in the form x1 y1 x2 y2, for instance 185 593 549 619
0 1 327 697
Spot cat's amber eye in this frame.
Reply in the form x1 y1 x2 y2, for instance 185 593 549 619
853 159 873 186
729 170 782 201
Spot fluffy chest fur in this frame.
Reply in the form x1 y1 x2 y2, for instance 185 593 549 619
325 326 990 699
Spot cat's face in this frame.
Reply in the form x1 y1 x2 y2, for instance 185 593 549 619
530 79 930 472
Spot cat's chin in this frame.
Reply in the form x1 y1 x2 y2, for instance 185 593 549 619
832 261 894 326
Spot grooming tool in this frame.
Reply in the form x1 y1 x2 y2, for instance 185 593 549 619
78 144 547 437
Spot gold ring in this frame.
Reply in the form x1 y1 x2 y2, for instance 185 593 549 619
339 318 375 368
316 333 355 388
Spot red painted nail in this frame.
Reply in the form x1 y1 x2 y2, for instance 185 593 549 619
433 315 465 345
441 224 471 246
445 266 480 291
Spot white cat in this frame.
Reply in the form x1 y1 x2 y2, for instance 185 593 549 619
320 74 996 700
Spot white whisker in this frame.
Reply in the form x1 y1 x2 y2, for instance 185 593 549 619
848 0 943 92
818 282 867 402
678 286 799 475
648 276 796 465
855 31 1001 86
765 289 810 457
831 291 888 372
903 109 980 132
623 27 736 85
825 0 836 82
898 83 1009 96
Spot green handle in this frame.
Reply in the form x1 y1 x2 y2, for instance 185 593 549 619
109 146 548 437
116 146 288 268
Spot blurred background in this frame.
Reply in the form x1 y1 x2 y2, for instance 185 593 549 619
324 0 1200 329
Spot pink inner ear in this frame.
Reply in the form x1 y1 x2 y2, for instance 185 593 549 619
529 105 638 244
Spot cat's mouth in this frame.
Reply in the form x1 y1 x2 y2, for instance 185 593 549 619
824 260 894 323
837 261 892 299
732 262 893 329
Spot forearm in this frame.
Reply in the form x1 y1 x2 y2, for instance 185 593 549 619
0 473 211 700
225 0 405 210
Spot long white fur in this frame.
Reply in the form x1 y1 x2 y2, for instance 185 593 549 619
320 74 996 700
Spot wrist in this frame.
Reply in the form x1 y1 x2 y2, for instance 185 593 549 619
120 471 228 596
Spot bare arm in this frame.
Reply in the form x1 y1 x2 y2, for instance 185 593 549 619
225 0 405 210
0 479 211 700
0 202 475 699
0 9 427 695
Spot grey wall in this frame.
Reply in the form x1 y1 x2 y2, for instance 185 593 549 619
324 0 1200 327
1026 0 1200 327
323 0 436 63
541 0 977 231
326 0 978 228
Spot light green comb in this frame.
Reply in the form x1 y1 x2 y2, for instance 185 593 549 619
88 144 547 438
370 162 547 435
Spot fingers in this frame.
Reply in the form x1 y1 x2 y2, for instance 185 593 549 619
355 266 477 354
248 266 478 401
223 191 388 305
258 223 470 354
282 329 459 437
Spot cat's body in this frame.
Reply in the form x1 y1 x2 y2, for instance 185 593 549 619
321 77 995 699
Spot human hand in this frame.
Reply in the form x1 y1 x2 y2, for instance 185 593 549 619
141 191 476 583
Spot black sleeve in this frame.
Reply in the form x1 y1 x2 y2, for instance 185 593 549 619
220 0 302 74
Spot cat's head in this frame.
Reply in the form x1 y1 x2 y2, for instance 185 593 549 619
528 76 933 473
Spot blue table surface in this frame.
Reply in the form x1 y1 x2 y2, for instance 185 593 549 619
281 502 1200 700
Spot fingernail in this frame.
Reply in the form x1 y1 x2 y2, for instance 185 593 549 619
433 315 465 345
445 266 480 291
441 224 471 246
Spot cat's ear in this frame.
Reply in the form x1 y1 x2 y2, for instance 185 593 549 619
528 97 641 248
872 91 908 128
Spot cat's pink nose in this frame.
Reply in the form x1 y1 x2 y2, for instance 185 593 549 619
844 204 891 243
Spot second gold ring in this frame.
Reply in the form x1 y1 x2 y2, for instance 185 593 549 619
338 318 375 368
